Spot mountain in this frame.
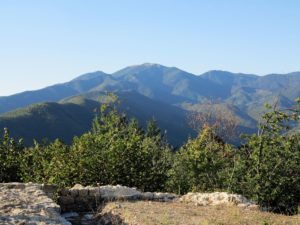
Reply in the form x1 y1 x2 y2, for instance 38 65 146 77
0 63 299 145
0 99 97 145
112 64 228 104
2 64 299 116
0 91 194 147
0 71 109 114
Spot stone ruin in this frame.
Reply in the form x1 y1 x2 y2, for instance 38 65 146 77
0 183 258 224
0 183 178 224
179 192 258 209
0 183 70 225
59 184 177 213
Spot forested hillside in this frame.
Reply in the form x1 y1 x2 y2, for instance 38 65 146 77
0 63 299 145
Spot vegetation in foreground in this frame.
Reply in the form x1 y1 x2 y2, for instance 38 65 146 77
0 94 299 215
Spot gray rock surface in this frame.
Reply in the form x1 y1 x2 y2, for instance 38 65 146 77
99 185 142 201
0 183 70 225
179 192 258 209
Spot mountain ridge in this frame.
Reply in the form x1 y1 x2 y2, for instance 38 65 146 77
0 63 299 145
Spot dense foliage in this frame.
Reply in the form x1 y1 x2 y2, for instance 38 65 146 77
18 95 172 192
0 128 23 182
232 100 300 215
20 140 75 187
69 100 173 191
167 126 234 194
0 95 299 215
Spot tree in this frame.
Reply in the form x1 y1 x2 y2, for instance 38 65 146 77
138 119 173 191
188 102 238 142
233 99 300 215
168 126 234 194
0 128 23 182
71 94 173 191
20 139 76 187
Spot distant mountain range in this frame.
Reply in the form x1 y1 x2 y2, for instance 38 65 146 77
1 63 299 146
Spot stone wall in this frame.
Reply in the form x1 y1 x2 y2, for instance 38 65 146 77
59 184 178 212
0 182 259 225
59 184 101 212
0 183 70 225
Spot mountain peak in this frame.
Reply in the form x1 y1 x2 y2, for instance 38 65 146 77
72 71 108 81
112 63 169 77
141 63 164 67
127 63 167 70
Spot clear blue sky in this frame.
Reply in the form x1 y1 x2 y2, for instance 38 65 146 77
0 0 299 96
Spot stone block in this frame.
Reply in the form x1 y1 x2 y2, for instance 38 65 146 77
5 183 26 189
142 192 154 200
78 188 89 197
70 189 79 197
88 188 101 197
71 184 84 189
60 188 70 196
59 196 75 205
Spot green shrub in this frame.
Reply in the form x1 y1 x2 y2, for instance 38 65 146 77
20 95 173 191
167 126 234 194
71 100 173 191
20 139 77 188
232 99 300 215
0 128 23 182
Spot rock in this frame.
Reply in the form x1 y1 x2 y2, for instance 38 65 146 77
59 196 75 205
142 192 154 200
78 188 89 197
70 184 89 198
83 213 94 220
100 185 142 201
61 212 80 218
60 188 70 196
153 192 178 201
88 187 101 197
71 183 85 189
0 183 71 225
179 192 258 209
70 189 79 197
2 182 26 189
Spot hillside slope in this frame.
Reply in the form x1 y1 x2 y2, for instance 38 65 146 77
0 63 299 145
0 91 194 146
1 64 300 118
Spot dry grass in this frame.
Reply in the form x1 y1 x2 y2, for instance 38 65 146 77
98 201 300 225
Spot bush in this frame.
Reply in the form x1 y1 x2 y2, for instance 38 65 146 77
20 139 77 187
0 128 23 182
20 95 173 191
232 100 300 215
71 100 173 191
167 126 234 194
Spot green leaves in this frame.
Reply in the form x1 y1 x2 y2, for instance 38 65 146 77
234 99 300 215
0 128 24 182
19 139 76 188
18 96 172 192
168 127 234 194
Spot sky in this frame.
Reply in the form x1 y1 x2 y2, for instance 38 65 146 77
0 0 300 96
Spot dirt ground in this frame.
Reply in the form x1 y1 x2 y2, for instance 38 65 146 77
97 201 300 225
